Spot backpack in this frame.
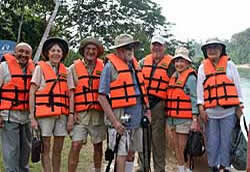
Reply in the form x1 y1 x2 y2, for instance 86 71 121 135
231 117 248 170
184 130 206 170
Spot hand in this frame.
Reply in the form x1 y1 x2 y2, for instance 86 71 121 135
73 112 80 123
236 105 243 119
200 110 208 124
144 109 152 123
30 118 38 130
0 116 4 128
191 119 200 131
113 120 125 135
67 114 74 132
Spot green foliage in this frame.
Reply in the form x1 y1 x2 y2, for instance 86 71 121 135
64 50 81 67
0 0 55 49
227 28 250 64
0 0 198 66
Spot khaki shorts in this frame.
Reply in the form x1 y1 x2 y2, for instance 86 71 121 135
38 115 67 137
168 120 192 134
108 127 143 156
71 123 106 144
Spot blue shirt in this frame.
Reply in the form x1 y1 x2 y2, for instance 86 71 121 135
98 61 143 129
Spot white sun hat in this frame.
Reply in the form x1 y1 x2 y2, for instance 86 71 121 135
173 47 192 63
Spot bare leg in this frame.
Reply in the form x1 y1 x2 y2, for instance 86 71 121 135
52 136 65 172
41 137 52 172
68 141 83 172
93 142 103 169
116 155 127 172
176 133 188 167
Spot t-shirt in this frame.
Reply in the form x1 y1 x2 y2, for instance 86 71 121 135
67 59 104 126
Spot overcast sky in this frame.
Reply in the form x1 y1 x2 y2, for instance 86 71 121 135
153 0 250 42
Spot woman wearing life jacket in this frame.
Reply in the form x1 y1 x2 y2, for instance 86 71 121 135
166 47 199 172
29 38 70 172
197 38 244 172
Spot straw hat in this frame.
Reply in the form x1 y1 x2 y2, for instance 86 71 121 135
173 47 192 62
79 37 104 57
201 38 226 58
109 34 140 50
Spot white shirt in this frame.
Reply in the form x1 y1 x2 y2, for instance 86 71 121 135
197 60 243 118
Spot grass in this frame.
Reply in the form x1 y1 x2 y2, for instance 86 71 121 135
0 137 94 172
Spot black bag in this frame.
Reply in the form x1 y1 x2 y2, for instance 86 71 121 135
31 129 43 163
105 147 114 161
231 118 247 170
184 130 206 169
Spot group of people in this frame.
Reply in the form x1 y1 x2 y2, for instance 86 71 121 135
0 33 244 172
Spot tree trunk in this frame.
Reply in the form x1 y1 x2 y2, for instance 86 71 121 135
17 13 24 43
33 0 61 62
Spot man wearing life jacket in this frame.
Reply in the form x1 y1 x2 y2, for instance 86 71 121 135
67 38 105 172
167 47 199 172
197 38 244 172
137 35 174 172
0 42 34 172
98 34 151 172
29 38 70 172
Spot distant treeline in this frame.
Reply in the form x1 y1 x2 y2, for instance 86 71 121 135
191 28 250 65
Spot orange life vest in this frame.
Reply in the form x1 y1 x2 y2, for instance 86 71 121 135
74 59 103 112
142 54 172 100
0 53 34 110
106 54 149 109
166 68 196 119
35 61 69 117
203 56 240 109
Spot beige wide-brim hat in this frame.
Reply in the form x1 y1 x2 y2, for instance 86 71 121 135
173 47 192 63
201 38 226 58
109 34 140 50
79 37 104 57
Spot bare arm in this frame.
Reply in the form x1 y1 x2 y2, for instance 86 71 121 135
29 83 39 129
98 94 125 135
67 89 75 132
69 89 74 113
29 83 39 119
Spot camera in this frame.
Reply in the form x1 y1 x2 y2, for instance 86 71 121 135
141 116 150 128
120 113 131 124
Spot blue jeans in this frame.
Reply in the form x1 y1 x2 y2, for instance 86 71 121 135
0 121 31 172
205 114 236 167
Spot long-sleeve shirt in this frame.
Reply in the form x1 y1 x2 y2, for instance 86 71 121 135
197 60 243 119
